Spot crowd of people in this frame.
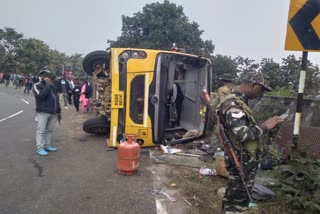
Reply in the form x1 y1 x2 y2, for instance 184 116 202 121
0 72 92 113
1 72 40 90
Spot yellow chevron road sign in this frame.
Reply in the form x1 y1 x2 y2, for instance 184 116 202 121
285 0 320 51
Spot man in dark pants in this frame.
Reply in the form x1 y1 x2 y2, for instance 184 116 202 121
3 73 10 87
55 74 71 109
217 73 284 213
72 79 81 112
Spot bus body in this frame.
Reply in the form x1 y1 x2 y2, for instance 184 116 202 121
83 48 212 147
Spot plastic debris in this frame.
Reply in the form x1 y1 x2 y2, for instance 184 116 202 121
183 198 193 206
160 145 183 154
199 167 217 176
200 144 211 151
252 183 276 201
152 189 177 202
217 187 226 199
170 183 177 187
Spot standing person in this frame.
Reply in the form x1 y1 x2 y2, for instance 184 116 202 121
67 76 74 105
79 79 90 113
217 73 236 104
23 75 29 93
55 74 71 109
33 71 61 156
19 74 24 88
217 73 284 213
25 74 33 94
3 73 10 87
10 73 15 87
72 79 81 112
13 73 19 89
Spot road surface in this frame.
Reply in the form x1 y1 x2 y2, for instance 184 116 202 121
0 85 157 214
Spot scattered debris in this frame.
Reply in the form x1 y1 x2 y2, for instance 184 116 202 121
199 167 217 176
252 183 276 201
182 129 200 138
217 187 226 199
160 145 183 154
170 183 177 187
183 198 193 207
152 152 215 169
175 153 201 157
200 143 211 151
152 189 177 202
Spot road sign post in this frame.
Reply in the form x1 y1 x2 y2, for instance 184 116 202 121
285 0 320 156
292 51 308 153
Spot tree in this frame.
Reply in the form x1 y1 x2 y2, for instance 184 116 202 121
211 54 239 90
0 27 84 76
47 50 67 75
0 27 23 72
280 55 300 89
16 38 50 74
259 58 282 88
108 0 214 56
236 56 260 83
66 53 85 77
261 55 320 98
304 61 320 98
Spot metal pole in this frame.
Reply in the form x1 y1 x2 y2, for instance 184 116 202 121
292 51 308 152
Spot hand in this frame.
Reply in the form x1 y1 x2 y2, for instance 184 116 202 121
262 116 284 129
57 113 62 125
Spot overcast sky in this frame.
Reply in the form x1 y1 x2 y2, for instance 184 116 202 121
1 0 319 65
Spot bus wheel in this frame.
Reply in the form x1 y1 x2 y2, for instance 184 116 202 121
82 50 109 76
83 116 110 135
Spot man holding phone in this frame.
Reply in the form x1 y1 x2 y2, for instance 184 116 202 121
33 70 61 156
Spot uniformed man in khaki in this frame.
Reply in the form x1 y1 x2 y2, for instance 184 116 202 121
217 73 236 103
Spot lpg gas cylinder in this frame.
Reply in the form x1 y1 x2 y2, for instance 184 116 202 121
117 133 140 175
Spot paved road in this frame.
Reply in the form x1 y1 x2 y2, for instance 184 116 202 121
0 85 157 214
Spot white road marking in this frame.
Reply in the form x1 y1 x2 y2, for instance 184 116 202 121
0 92 7 95
0 110 24 122
20 99 29 104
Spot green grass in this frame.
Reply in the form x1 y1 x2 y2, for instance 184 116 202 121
168 168 298 214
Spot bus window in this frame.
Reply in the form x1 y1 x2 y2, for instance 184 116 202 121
130 75 145 124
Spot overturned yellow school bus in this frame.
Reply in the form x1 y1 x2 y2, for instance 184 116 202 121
82 48 211 147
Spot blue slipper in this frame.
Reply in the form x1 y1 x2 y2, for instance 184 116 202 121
45 146 58 152
37 149 49 156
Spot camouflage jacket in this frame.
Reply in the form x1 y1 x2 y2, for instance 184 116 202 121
216 92 266 156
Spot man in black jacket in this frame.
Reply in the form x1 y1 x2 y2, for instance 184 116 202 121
33 71 61 156
55 74 71 109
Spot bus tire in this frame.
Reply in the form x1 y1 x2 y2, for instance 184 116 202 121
82 50 109 76
83 116 110 135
